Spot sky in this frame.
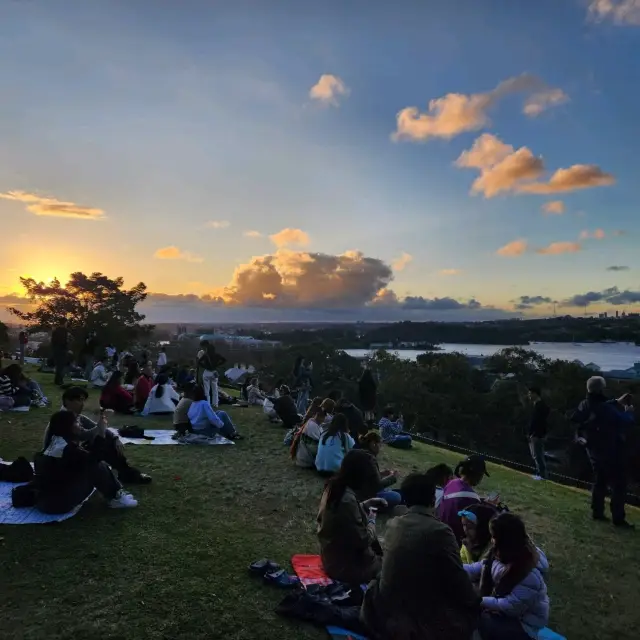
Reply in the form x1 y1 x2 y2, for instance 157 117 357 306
1 0 640 323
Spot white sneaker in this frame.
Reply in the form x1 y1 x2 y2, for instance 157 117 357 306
531 475 543 481
108 490 138 509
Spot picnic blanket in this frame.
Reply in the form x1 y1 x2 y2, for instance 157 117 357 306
0 480 93 525
109 428 234 446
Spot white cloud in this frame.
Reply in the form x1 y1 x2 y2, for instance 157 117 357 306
243 230 263 238
392 252 413 271
588 0 640 25
536 241 582 255
542 201 565 215
154 246 204 263
523 88 569 117
269 228 310 248
309 74 350 106
496 239 529 257
439 268 462 276
0 190 105 220
205 220 231 229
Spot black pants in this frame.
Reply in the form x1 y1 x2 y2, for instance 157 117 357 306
590 455 627 523
90 434 142 483
53 348 66 385
37 461 121 514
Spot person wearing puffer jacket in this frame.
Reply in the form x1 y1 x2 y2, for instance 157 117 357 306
464 513 549 640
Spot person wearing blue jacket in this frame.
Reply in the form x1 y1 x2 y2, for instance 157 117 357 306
465 513 549 640
570 376 635 528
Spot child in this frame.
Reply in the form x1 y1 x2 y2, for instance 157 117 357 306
458 502 498 565
464 513 549 640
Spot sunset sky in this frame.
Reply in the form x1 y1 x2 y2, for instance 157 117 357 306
1 0 639 323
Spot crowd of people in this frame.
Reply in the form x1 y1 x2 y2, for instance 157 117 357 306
3 325 637 639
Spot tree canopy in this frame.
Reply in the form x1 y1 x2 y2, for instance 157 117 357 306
9 272 152 350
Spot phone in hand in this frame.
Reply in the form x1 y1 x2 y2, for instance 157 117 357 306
486 491 500 503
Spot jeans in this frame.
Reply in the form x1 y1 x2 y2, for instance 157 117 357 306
196 410 236 439
90 434 142 482
202 370 219 407
590 455 627 523
296 387 310 414
477 612 531 640
53 348 66 385
387 434 412 449
529 437 548 479
377 489 402 509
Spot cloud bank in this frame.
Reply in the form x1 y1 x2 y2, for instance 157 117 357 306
0 190 105 220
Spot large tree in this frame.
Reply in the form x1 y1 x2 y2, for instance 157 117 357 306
9 272 152 351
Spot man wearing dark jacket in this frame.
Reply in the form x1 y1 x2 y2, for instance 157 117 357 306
528 387 550 480
570 376 635 528
361 473 480 639
51 319 69 386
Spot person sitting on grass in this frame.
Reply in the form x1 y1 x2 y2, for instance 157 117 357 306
173 382 195 435
123 360 141 386
176 365 195 389
47 385 151 484
379 405 412 449
438 454 489 545
1 363 47 407
292 398 335 468
362 472 480 640
357 431 402 509
246 377 267 406
142 373 181 416
187 385 243 440
459 503 498 565
35 410 139 513
317 449 387 588
334 395 367 440
302 396 322 423
89 357 110 389
315 413 355 476
426 462 454 509
464 513 549 640
135 362 155 412
100 371 135 414
0 367 31 409
268 385 301 430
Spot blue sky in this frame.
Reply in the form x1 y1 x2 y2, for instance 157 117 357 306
1 0 639 322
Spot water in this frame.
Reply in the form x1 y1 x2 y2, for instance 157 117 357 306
345 342 640 372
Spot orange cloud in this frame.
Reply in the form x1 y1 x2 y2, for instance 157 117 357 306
243 230 263 238
439 268 462 276
393 74 566 142
456 134 544 198
496 239 529 257
309 74 350 106
154 246 203 263
392 252 413 271
523 88 569 117
205 220 230 229
518 165 615 194
580 229 606 240
589 0 640 25
216 249 394 307
269 228 310 248
0 190 105 220
536 241 582 255
542 200 565 215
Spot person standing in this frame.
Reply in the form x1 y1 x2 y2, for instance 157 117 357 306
358 367 377 424
157 346 168 369
528 387 550 481
18 330 28 366
570 376 635 529
81 332 98 381
51 319 69 386
196 340 226 408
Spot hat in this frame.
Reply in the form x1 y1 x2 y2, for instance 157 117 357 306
461 454 490 478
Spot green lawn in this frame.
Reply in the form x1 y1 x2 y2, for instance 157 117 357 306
1 370 638 640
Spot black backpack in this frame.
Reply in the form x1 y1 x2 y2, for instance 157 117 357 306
0 456 34 483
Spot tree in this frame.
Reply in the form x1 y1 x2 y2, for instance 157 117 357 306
0 320 8 347
9 272 152 352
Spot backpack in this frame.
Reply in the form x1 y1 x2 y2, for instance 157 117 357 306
0 456 34 483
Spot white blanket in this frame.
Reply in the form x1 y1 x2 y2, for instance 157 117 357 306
109 428 234 445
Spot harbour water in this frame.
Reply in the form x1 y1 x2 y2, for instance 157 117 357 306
345 342 640 372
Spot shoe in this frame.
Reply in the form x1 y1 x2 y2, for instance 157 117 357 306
531 475 543 481
613 520 635 530
593 513 610 522
108 490 138 509
264 569 301 589
249 558 280 576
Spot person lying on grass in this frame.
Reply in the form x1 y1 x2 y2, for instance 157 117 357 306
291 398 335 468
46 385 151 484
100 370 135 414
362 472 480 640
35 410 139 513
464 513 549 640
315 413 355 476
317 449 387 588
357 431 402 510
187 384 243 440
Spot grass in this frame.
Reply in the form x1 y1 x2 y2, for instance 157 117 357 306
0 370 639 640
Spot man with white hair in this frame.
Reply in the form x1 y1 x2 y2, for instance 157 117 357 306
571 376 635 529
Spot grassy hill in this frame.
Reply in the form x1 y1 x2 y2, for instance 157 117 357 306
1 370 638 640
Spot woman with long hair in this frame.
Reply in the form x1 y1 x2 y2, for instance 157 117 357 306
100 371 135 414
34 410 138 513
465 513 549 640
124 361 141 386
358 367 377 423
315 413 355 475
317 449 387 586
187 385 242 440
291 398 335 468
142 373 181 416
357 431 402 509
